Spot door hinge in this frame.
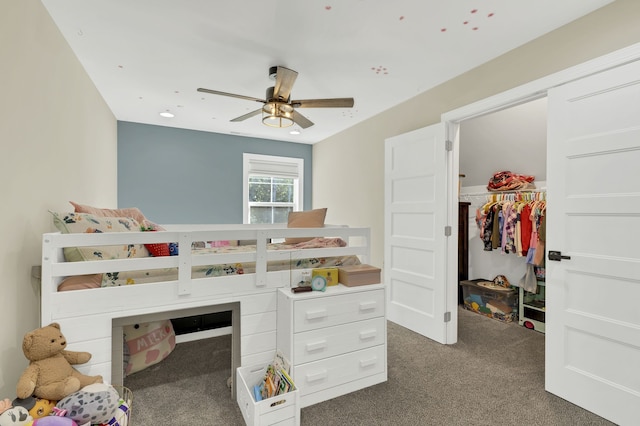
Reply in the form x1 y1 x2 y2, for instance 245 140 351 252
444 311 451 322
444 225 452 236
445 140 453 151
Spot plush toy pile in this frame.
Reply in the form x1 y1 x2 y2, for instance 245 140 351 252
0 324 130 426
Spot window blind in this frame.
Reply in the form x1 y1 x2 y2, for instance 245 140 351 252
247 158 300 178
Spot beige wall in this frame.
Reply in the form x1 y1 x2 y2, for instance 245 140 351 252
313 0 640 269
0 0 116 397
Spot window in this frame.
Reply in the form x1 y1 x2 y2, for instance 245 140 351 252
243 153 304 224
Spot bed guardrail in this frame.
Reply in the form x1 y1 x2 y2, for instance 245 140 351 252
41 225 370 322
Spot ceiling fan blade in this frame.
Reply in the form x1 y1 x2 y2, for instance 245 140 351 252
291 98 354 108
272 66 298 101
292 111 314 129
230 108 262 122
197 88 264 103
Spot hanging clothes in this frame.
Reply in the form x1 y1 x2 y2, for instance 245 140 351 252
520 203 533 256
491 205 502 250
533 209 546 267
502 202 519 254
482 206 495 251
522 199 546 292
473 191 546 293
475 193 546 259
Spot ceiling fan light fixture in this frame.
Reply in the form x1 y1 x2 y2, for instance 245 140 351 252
199 65 352 130
262 102 294 128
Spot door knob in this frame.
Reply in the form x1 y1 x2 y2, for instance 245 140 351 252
548 250 571 261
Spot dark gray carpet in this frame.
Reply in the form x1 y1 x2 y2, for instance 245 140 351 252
125 308 614 425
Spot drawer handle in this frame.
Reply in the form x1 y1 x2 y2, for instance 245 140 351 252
360 356 378 368
359 301 377 312
306 370 328 383
270 398 287 408
305 340 328 353
306 309 328 320
359 329 377 340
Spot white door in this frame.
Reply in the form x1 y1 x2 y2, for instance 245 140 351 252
384 123 454 344
546 59 640 425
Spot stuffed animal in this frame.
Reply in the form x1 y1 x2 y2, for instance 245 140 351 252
0 400 11 415
26 399 55 420
12 397 55 420
0 406 32 426
56 383 119 425
31 417 77 426
16 323 102 401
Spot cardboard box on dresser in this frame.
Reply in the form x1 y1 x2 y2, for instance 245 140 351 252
337 264 381 287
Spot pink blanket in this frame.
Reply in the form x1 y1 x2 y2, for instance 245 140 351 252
288 237 347 249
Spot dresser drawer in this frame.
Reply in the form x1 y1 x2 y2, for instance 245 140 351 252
293 317 386 364
293 289 384 333
293 345 386 396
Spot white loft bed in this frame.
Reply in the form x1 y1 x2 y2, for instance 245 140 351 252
40 223 371 396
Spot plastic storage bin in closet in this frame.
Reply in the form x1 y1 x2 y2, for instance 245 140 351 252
461 279 518 322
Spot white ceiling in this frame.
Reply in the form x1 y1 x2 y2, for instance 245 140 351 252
41 0 613 144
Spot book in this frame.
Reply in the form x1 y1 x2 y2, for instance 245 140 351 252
253 384 263 402
255 351 296 401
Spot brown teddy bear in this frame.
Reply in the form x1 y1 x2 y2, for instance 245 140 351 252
16 323 103 401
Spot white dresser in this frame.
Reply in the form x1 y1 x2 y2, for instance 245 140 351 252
276 284 387 408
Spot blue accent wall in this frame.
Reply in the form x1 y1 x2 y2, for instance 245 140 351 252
117 121 312 224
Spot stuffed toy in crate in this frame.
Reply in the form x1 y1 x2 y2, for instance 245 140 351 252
11 397 55 420
0 405 32 426
16 323 102 401
31 417 78 425
56 383 121 425
0 400 34 426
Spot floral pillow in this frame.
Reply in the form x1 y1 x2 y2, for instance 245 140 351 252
69 201 165 231
51 211 150 262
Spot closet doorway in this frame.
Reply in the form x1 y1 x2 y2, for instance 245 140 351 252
458 97 547 322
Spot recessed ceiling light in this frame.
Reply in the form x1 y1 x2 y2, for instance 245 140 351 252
159 111 174 118
289 128 300 135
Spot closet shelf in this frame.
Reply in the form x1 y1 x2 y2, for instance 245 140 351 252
460 188 546 201
523 300 545 312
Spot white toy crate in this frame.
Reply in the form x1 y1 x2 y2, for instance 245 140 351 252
236 364 300 426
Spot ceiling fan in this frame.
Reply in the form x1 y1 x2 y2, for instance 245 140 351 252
197 66 354 129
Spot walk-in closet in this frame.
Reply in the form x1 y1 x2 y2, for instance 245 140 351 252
458 97 547 332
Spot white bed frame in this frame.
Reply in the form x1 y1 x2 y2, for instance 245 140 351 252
40 224 371 397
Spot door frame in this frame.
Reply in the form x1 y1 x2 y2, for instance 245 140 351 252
440 42 640 345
